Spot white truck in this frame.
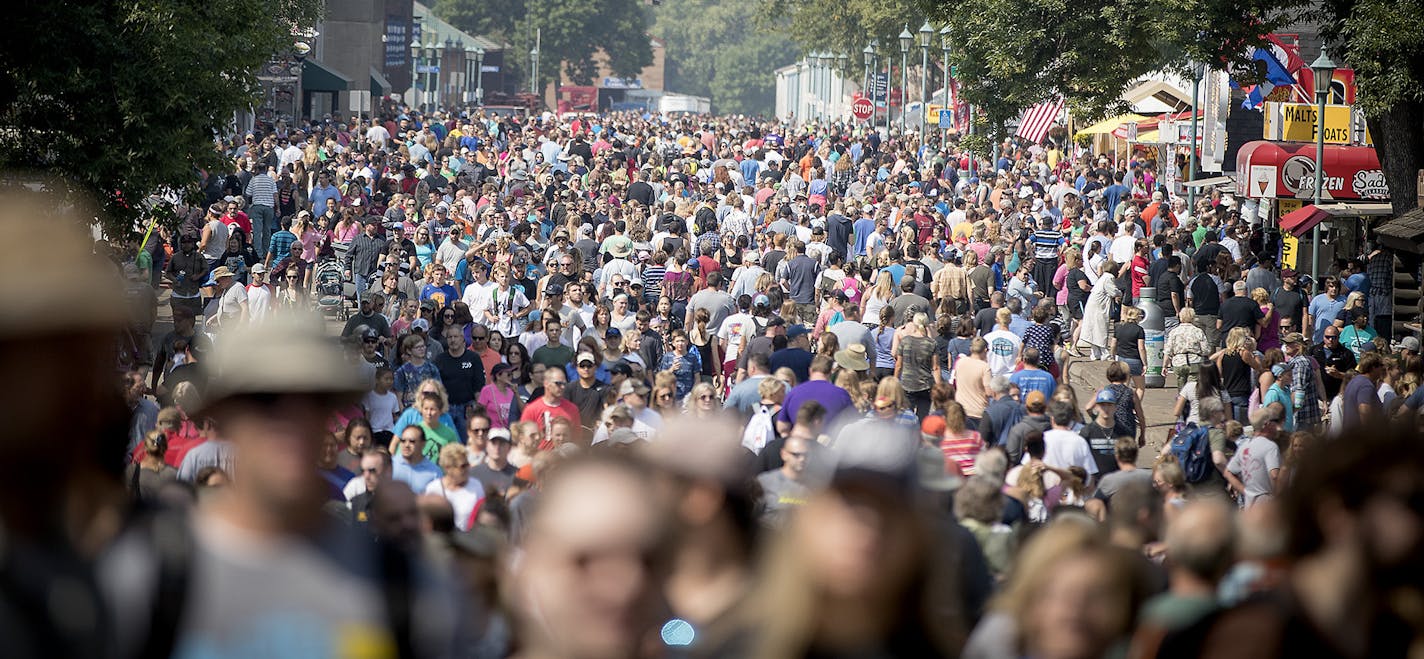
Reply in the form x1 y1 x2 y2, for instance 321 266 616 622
659 93 711 115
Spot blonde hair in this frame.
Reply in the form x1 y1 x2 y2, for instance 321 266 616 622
875 376 908 411
438 442 467 470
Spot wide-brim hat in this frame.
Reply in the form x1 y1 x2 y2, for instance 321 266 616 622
608 240 633 259
834 345 870 372
202 312 364 411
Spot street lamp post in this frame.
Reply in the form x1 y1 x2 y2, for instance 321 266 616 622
1309 46 1337 289
862 43 875 114
940 26 951 141
918 22 932 137
474 47 485 106
423 40 437 112
898 26 912 135
1187 60 1205 213
463 43 473 104
530 47 540 95
810 52 823 123
836 52 847 122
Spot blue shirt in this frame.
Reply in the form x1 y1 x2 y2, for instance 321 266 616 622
268 229 298 261
1308 293 1346 344
310 184 342 217
392 453 443 492
1009 368 1058 401
1102 183 1130 213
852 218 877 256
880 264 906 287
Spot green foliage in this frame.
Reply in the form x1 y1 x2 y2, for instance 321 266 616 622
925 0 1301 139
0 1 324 240
433 0 525 42
1322 0 1424 113
653 0 798 115
756 0 926 66
498 0 653 92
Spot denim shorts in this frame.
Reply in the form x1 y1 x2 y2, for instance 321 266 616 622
1120 357 1144 376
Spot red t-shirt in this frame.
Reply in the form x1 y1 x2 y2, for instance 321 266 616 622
223 212 252 239
519 397 580 432
1131 255 1150 298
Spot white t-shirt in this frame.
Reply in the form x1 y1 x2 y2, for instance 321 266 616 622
245 284 272 321
362 389 400 433
218 283 247 322
1036 428 1099 476
718 312 756 363
462 281 493 323
983 329 1022 377
424 477 485 531
1109 234 1136 265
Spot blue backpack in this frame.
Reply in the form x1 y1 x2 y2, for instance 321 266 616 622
1169 423 1214 483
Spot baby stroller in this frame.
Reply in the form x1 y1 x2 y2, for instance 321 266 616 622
312 256 353 321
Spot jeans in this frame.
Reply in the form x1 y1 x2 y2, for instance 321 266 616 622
1230 395 1251 425
249 204 276 258
448 403 470 444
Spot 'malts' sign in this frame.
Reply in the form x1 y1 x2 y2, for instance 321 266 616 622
1263 102 1372 146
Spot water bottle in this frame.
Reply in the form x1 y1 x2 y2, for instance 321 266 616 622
1137 287 1166 388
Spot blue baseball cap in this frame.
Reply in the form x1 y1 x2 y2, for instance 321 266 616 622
1094 389 1117 405
786 324 810 339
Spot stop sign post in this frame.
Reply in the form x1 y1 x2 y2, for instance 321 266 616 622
852 97 874 122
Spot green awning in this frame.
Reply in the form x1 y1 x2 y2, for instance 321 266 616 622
302 59 354 92
370 68 392 97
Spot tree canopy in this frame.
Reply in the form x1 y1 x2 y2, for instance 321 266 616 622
0 0 324 239
652 0 798 115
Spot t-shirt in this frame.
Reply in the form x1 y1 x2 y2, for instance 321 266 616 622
1114 322 1145 359
531 343 575 369
1227 435 1280 507
780 255 820 304
718 312 757 363
895 335 938 392
1036 428 1099 476
1094 467 1153 502
756 469 810 527
470 462 517 496
983 329 1022 377
519 396 581 431
1079 422 1119 476
361 390 400 433
1271 287 1307 328
776 380 854 426
433 351 486 405
1154 272 1184 314
1188 274 1220 315
1218 296 1264 336
769 348 814 385
424 477 486 531
1008 368 1057 402
1339 375 1380 428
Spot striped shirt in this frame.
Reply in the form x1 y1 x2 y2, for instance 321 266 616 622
244 172 278 207
1031 229 1063 260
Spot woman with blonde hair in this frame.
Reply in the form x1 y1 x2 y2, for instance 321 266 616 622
126 430 178 501
425 443 485 531
869 377 918 428
863 270 896 324
1215 326 1260 424
894 312 942 418
1251 287 1281 351
683 381 720 419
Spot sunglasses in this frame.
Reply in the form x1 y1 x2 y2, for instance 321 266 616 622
472 335 488 341
697 394 714 401
578 362 595 368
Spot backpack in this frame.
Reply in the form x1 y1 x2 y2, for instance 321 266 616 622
1168 423 1214 483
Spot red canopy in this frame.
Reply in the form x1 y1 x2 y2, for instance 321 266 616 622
1278 204 1330 238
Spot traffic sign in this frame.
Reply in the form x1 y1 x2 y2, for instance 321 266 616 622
852 97 874 121
938 109 953 128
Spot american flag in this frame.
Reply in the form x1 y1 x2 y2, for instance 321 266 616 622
1015 97 1064 143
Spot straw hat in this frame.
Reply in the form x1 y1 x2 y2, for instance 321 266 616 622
202 312 363 409
834 344 870 372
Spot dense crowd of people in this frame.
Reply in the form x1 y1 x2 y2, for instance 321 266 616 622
7 103 1422 659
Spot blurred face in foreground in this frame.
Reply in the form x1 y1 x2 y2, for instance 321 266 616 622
1022 552 1129 659
510 460 667 659
795 480 917 602
218 394 332 521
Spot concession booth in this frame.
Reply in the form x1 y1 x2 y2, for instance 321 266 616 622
1235 139 1391 276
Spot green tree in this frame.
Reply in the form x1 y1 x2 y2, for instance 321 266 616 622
508 0 653 96
652 0 798 115
433 0 525 41
0 1 324 239
1322 0 1424 214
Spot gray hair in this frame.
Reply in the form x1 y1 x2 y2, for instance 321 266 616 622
989 375 1012 395
974 448 1008 485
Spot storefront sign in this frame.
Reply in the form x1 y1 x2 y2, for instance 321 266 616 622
1278 199 1302 269
1264 103 1355 144
1236 141 1388 201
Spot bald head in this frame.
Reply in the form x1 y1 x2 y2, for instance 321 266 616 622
1166 498 1237 583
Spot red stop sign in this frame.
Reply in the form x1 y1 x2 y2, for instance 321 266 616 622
852 97 874 121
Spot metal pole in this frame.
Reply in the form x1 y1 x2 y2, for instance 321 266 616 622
920 46 928 136
941 50 949 142
475 51 484 106
1311 87 1325 286
899 50 908 135
1188 66 1201 212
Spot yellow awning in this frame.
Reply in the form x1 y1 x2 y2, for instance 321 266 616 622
1136 129 1159 143
1075 114 1149 137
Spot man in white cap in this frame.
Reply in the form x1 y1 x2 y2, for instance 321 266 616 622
100 313 458 657
245 263 272 321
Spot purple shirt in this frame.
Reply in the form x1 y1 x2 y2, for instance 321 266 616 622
1340 375 1380 429
776 379 854 426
